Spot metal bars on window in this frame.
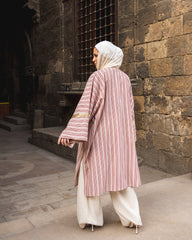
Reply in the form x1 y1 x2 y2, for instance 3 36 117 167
76 0 117 82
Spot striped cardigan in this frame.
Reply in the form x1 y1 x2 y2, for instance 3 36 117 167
59 67 141 196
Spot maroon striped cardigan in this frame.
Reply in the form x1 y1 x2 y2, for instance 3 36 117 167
59 67 141 196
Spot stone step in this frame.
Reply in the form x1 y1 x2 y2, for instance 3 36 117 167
28 126 77 163
12 112 26 119
4 115 27 125
0 120 30 132
28 126 144 166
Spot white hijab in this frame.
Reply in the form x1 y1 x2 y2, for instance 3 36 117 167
95 41 124 70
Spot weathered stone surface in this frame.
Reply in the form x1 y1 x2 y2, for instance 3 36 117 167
136 130 148 147
159 152 191 175
184 55 192 75
137 0 157 10
136 129 145 143
123 62 136 79
134 44 147 62
164 76 192 96
135 24 149 44
137 1 171 29
150 58 172 77
164 96 192 116
119 31 134 48
132 78 144 96
147 40 167 60
136 62 149 78
189 34 192 52
145 96 172 114
44 114 59 128
134 96 145 112
122 1 191 174
156 0 172 21
136 146 162 169
118 0 134 33
172 56 184 75
137 6 158 25
152 133 171 151
47 60 63 73
119 16 134 33
147 114 191 136
173 96 192 113
171 0 192 17
145 22 163 42
162 16 183 38
167 35 191 56
33 109 44 129
144 77 165 96
122 47 134 63
180 96 192 116
119 0 134 16
63 0 73 47
182 108 192 117
172 136 191 158
184 11 192 34
62 0 73 83
135 113 148 130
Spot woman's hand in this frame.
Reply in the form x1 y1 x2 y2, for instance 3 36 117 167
57 137 71 146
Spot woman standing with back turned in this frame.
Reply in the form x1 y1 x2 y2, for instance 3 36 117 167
58 40 142 233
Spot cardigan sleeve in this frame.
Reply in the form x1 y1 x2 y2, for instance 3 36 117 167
58 71 105 144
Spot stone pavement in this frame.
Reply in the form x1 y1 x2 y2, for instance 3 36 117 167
0 128 192 240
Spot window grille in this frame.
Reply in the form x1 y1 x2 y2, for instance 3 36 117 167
75 0 117 82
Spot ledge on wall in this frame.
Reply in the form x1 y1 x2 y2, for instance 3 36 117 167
57 82 86 107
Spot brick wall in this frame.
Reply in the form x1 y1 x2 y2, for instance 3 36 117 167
119 0 192 174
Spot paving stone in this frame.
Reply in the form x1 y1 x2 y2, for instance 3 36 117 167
0 216 6 223
1 184 37 197
4 174 192 240
2 232 37 240
14 193 64 211
48 199 76 209
27 212 55 228
0 218 33 238
4 206 45 222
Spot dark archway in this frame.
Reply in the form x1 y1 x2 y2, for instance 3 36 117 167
0 0 39 114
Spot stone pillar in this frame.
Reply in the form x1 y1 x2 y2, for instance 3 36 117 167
33 109 44 129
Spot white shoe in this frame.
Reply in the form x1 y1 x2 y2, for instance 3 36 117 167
79 224 94 232
128 222 140 234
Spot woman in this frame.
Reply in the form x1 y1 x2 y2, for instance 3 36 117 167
58 40 142 233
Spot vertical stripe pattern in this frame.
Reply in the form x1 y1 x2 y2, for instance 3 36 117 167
59 68 141 197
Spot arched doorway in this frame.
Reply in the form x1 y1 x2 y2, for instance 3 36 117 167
0 0 39 116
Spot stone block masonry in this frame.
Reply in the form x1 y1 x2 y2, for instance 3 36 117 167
29 0 71 127
119 0 192 174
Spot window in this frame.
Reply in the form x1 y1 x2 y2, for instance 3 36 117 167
74 0 118 82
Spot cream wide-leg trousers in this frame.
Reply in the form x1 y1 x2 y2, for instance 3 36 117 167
77 162 142 228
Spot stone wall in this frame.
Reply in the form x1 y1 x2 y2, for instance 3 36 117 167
119 0 192 174
30 0 66 127
30 0 74 127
